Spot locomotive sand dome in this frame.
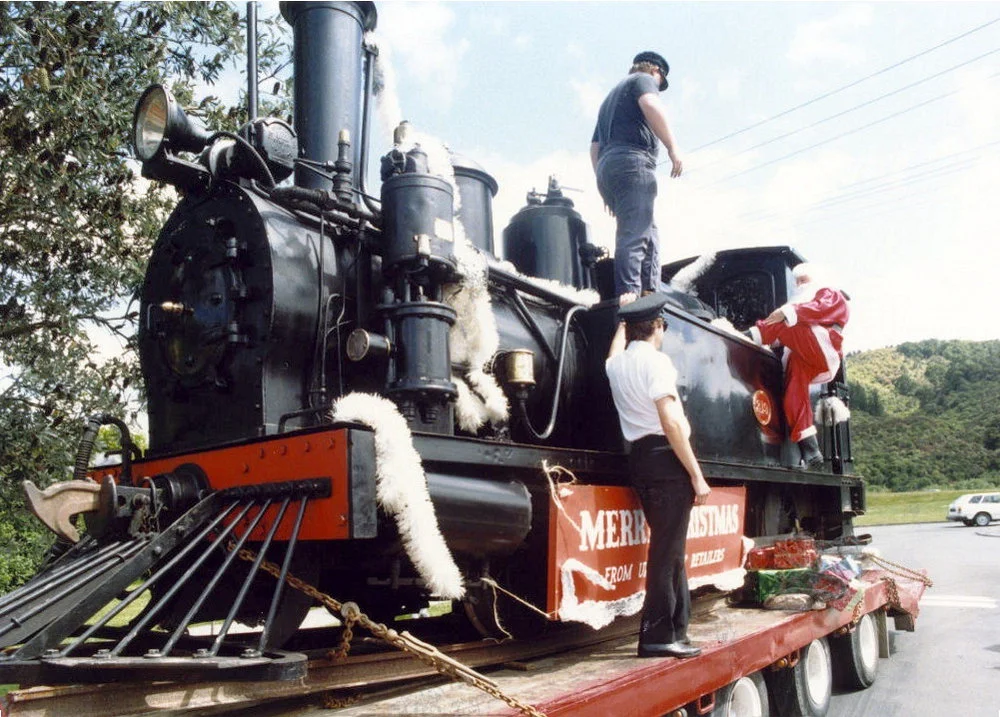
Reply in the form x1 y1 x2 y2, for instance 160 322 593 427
0 0 872 689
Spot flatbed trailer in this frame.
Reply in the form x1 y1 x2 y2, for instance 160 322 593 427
325 567 927 717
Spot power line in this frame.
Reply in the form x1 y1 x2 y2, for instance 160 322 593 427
836 137 1000 190
730 139 1000 227
689 47 1000 175
704 76 998 187
687 16 1000 154
737 163 969 229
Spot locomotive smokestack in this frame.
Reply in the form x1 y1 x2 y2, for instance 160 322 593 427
279 2 377 190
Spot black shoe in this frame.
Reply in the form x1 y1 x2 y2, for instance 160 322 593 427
797 435 824 469
638 641 702 659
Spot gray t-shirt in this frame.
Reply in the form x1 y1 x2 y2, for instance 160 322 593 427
591 72 660 157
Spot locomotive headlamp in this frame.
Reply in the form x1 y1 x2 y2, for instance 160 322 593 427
133 84 212 161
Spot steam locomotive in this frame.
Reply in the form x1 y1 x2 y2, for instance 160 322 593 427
0 1 864 684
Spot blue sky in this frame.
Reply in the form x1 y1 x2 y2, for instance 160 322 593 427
263 2 1000 352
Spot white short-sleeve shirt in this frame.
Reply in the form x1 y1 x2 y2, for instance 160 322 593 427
605 340 691 443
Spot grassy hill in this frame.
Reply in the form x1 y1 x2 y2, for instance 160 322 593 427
846 339 1000 492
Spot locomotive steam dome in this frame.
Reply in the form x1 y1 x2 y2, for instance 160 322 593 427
503 178 594 291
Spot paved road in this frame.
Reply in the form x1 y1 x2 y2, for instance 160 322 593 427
829 521 1000 717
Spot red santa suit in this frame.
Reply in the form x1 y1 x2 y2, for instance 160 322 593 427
751 286 850 443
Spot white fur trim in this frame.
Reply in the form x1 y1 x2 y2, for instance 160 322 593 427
810 324 841 384
556 558 644 629
814 396 851 426
688 567 747 592
779 303 798 327
711 317 748 341
331 393 465 599
670 252 717 295
798 425 818 440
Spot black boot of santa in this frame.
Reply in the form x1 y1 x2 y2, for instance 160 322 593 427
797 435 824 470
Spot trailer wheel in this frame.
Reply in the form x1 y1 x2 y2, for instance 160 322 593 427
767 637 832 716
830 612 879 689
711 671 770 717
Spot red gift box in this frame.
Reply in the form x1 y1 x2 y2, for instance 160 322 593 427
772 538 818 569
746 545 776 570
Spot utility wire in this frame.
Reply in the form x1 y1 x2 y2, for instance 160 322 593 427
686 16 1000 154
835 137 1000 190
704 70 1000 187
689 47 1000 175
736 142 999 228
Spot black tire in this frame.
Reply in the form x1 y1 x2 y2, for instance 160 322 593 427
962 519 975 527
830 612 879 690
711 671 770 717
766 637 833 716
973 512 992 527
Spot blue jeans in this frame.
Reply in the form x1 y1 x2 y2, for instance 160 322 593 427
596 147 660 297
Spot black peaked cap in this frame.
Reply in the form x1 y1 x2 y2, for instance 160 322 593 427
618 293 670 324
633 51 669 90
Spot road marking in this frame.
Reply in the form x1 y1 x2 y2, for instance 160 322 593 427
920 594 998 609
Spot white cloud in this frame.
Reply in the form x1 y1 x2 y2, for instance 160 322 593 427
716 68 747 102
570 79 606 120
376 2 470 108
787 5 873 66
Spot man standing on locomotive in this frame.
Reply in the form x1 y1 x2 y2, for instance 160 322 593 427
747 263 850 468
591 51 683 305
606 294 712 659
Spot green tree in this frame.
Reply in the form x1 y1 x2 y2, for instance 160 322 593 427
0 1 289 589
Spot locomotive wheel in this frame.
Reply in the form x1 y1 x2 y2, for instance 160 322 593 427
461 577 551 640
766 638 832 716
830 612 879 690
710 671 770 717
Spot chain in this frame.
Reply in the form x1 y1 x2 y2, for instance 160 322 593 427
867 554 934 587
227 542 547 717
883 576 901 609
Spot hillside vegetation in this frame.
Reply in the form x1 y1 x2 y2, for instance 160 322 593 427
847 339 1000 492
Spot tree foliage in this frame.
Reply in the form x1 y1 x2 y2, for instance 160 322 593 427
0 1 289 591
848 340 1000 492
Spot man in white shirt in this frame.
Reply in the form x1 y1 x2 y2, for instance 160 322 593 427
606 293 711 658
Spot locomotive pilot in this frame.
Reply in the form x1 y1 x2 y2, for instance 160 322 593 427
747 263 851 468
590 51 683 305
606 293 711 658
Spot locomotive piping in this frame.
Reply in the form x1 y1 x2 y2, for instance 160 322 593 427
515 305 587 441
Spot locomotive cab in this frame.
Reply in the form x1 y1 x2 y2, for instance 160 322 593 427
661 245 805 330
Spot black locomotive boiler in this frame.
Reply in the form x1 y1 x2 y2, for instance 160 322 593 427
0 1 864 685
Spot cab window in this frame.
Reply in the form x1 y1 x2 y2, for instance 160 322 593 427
969 495 982 503
706 271 776 330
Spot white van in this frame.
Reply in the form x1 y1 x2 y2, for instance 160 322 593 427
946 492 1000 527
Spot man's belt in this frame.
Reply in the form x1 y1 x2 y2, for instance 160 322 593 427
631 433 672 453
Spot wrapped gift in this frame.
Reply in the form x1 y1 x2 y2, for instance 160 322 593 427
773 538 818 569
754 568 814 603
815 574 864 612
746 545 776 570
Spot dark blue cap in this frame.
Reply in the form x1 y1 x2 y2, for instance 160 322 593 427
633 51 670 91
618 293 670 324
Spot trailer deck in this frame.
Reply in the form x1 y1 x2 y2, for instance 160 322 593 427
325 569 926 717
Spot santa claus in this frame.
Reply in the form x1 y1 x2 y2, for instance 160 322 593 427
747 263 850 468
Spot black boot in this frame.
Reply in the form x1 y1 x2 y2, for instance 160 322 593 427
797 435 824 469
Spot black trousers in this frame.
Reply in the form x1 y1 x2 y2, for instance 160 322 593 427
629 435 694 645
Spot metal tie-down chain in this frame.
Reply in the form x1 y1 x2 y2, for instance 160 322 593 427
228 543 547 717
